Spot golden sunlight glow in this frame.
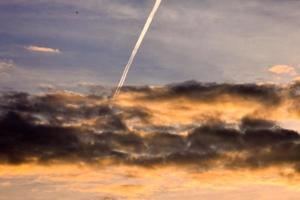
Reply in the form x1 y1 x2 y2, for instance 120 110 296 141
113 91 300 131
1 164 300 200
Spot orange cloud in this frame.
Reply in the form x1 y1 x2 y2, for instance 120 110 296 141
1 82 300 171
1 164 300 200
268 65 297 76
2 80 300 200
25 45 61 53
293 76 300 82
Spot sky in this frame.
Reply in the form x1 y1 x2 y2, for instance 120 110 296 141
1 1 300 199
1 0 300 91
1 82 300 199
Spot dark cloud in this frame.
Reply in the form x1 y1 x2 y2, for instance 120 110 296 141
0 111 137 165
244 128 299 147
131 81 282 106
0 111 82 164
187 124 243 152
240 117 277 131
121 85 153 93
0 110 299 170
0 84 300 172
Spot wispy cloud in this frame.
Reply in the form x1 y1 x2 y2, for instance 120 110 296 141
25 45 61 54
0 60 15 73
268 65 297 76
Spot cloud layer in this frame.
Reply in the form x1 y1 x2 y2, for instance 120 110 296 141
1 81 300 172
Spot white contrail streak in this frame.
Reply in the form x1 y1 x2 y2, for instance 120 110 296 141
113 0 162 98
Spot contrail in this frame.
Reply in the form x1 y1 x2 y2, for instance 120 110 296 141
113 0 162 98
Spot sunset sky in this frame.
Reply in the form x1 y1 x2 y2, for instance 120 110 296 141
1 0 300 200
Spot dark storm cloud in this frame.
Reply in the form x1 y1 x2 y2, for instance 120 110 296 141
167 81 282 105
0 111 134 164
124 81 282 106
0 83 300 171
0 111 298 168
0 111 84 164
240 117 277 130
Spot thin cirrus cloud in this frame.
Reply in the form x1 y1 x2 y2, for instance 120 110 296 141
24 45 61 54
